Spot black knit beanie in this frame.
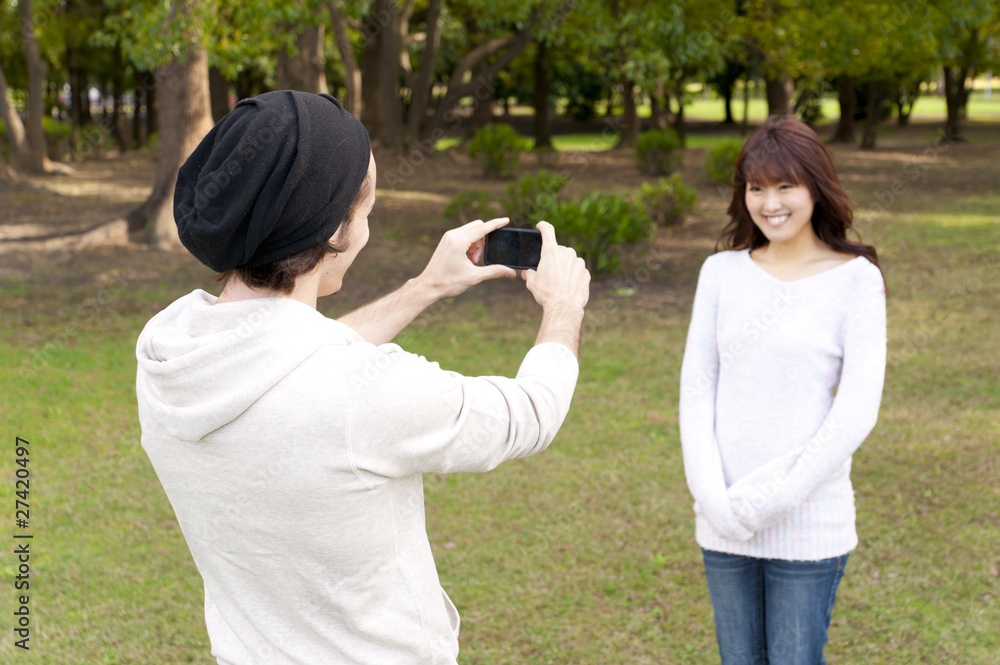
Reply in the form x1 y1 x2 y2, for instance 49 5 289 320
174 91 371 272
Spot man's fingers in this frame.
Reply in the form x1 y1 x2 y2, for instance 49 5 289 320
459 217 509 244
535 220 557 248
474 264 515 282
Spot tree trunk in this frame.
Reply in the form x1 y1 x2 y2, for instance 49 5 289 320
111 43 127 151
861 82 880 149
360 2 386 141
670 78 686 146
133 78 143 147
830 76 856 144
650 79 668 129
209 66 231 122
127 49 213 249
379 0 405 151
0 60 31 171
146 72 158 140
18 0 50 172
275 22 329 94
617 77 639 148
424 31 534 140
328 0 364 119
532 39 552 150
764 75 793 116
402 0 441 145
67 43 83 151
722 83 734 124
943 65 965 141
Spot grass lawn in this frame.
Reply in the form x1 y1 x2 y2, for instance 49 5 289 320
1 122 998 663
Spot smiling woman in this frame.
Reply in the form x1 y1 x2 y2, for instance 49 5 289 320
678 116 888 665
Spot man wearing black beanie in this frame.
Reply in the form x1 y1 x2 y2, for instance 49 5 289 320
136 91 590 664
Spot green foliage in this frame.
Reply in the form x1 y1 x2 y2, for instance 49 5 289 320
500 170 569 226
443 188 499 223
636 128 683 176
468 123 526 178
797 95 824 125
639 175 697 227
536 192 653 275
705 139 744 185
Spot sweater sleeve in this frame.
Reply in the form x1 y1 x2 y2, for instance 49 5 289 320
679 257 754 542
345 342 579 481
727 264 887 532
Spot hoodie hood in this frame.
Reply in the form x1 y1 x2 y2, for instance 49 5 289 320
136 290 361 441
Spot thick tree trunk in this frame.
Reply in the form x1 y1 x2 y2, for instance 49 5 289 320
0 60 31 171
18 0 50 172
328 0 363 119
209 66 231 122
401 0 441 145
861 82 880 149
360 2 386 140
532 39 552 150
764 75 793 116
275 23 329 94
830 76 856 144
379 1 405 151
943 66 965 141
127 50 213 249
466 60 495 137
617 77 639 148
722 84 734 124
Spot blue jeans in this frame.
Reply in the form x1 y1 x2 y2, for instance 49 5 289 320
701 549 850 665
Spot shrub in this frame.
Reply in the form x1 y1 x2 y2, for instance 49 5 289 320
500 170 569 226
538 192 653 275
636 128 683 176
444 189 500 223
798 97 824 126
705 139 744 185
640 174 697 227
469 123 526 178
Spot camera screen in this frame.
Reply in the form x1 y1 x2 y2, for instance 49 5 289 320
485 229 542 269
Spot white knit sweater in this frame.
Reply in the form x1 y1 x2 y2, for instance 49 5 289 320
679 249 886 561
136 290 579 665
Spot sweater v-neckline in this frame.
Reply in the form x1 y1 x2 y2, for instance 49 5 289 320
744 249 862 284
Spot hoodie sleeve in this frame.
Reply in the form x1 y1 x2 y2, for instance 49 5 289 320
344 342 579 482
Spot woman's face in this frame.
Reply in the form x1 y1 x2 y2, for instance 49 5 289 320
744 181 816 247
318 153 376 296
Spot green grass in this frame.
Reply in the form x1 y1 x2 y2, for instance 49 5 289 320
1 133 998 663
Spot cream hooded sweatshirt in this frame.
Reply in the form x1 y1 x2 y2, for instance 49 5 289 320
136 290 579 665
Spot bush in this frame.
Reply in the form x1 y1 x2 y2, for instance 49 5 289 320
469 123 526 178
537 192 653 275
797 97 824 126
501 170 569 226
705 139 744 185
444 189 500 223
636 128 683 176
640 174 697 227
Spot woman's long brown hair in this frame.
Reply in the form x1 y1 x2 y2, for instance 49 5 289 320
716 116 885 287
